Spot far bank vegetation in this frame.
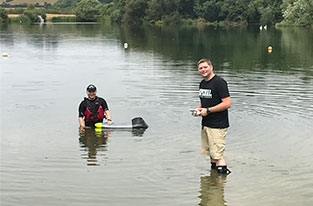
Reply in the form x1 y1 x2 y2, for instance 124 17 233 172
1 0 312 27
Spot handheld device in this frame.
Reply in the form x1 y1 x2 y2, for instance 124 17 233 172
190 109 200 116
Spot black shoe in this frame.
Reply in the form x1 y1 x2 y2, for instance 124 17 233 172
216 165 231 175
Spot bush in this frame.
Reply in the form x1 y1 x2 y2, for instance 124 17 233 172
36 9 47 21
14 14 32 24
23 10 38 23
162 12 181 26
181 18 195 26
0 7 9 23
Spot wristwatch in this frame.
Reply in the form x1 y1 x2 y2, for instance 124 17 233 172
207 108 211 114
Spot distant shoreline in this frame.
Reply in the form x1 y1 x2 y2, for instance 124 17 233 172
8 13 75 19
0 0 57 5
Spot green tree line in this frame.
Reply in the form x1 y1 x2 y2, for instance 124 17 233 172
1 0 312 26
51 0 313 26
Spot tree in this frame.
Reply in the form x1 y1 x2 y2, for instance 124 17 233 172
110 0 126 24
247 0 283 25
177 0 195 18
146 0 179 23
123 0 148 25
63 0 312 27
202 0 221 22
100 2 115 16
75 0 102 21
194 0 249 23
219 0 250 23
281 0 313 26
53 0 81 8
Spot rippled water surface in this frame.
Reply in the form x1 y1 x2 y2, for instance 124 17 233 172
1 24 313 206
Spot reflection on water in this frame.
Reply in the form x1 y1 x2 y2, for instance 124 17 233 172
199 170 227 206
78 127 147 166
131 128 147 137
79 127 109 166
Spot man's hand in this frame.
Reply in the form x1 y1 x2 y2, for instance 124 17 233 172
79 125 85 134
106 119 113 125
197 108 209 116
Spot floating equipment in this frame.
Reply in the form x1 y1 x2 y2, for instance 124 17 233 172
95 117 148 129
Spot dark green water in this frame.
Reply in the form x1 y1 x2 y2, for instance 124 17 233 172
1 23 313 206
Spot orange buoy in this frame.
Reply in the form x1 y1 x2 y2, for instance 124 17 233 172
268 46 272 53
2 53 8 58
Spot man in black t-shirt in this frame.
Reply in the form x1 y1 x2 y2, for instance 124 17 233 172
193 59 231 175
78 84 113 128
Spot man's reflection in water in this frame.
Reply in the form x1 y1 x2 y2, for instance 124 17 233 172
199 170 227 206
79 127 110 166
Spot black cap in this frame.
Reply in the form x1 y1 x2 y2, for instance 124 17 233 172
86 84 97 92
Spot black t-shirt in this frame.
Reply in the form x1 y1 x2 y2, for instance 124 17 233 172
199 75 230 128
78 96 108 125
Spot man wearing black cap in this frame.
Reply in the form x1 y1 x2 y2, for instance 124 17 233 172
78 84 113 128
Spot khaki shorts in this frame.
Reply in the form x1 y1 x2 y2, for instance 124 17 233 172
201 127 227 160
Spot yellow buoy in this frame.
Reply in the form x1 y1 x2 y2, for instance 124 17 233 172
94 127 102 136
268 46 272 53
2 53 8 58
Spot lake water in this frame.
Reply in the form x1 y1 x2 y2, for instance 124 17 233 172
1 23 313 206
